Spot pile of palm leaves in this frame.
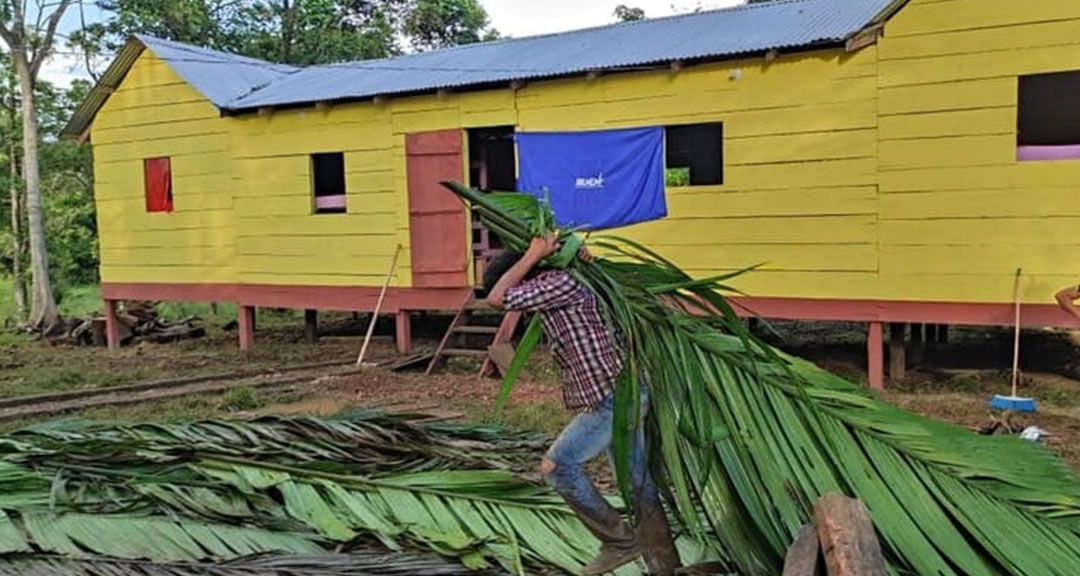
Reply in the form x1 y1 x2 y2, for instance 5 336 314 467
0 412 683 576
445 181 1080 576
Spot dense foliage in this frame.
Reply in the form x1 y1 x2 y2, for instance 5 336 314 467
70 0 498 69
1 56 97 309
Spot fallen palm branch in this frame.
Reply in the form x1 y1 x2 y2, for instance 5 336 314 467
1 551 509 576
444 180 1080 576
0 414 704 575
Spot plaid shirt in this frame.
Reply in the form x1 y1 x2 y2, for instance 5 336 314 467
504 270 624 412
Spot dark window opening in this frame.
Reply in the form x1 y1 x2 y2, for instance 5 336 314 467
144 157 173 213
665 123 723 186
312 152 347 214
468 126 517 192
1018 71 1080 161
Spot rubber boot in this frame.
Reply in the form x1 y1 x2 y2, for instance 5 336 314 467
635 498 681 575
562 498 644 575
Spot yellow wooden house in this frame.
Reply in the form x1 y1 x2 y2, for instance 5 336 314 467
64 0 1080 386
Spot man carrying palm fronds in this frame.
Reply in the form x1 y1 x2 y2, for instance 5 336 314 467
485 234 681 576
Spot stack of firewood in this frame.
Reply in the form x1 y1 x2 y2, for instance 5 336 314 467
49 302 205 347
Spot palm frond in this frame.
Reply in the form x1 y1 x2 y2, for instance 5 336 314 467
443 180 1080 576
0 414 634 575
0 552 509 576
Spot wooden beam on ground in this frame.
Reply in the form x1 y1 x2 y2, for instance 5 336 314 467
782 524 822 576
889 323 906 382
813 494 887 576
304 310 318 344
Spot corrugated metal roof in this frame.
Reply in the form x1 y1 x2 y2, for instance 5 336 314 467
63 0 905 137
135 34 298 107
61 36 297 137
229 0 901 110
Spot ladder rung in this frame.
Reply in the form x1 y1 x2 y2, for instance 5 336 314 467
465 300 493 311
452 325 499 335
441 348 489 358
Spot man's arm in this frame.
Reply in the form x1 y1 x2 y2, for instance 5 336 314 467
1057 285 1080 322
486 234 560 310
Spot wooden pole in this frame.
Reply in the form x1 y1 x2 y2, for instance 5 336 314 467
304 310 318 344
889 323 906 382
867 322 884 390
1011 269 1022 398
358 245 402 367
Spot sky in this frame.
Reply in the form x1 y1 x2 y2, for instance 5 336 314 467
35 0 743 88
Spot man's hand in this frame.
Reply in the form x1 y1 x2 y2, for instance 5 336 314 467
578 246 594 263
527 233 561 260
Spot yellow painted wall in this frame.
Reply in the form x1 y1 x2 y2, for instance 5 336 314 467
221 50 876 297
92 51 234 285
226 90 515 288
511 49 880 300
877 0 1080 304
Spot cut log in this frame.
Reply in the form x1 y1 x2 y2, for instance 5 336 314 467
813 493 887 576
782 524 822 576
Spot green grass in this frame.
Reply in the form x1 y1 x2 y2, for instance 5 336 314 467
57 284 104 318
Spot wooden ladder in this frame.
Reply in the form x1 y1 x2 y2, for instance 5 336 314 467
426 291 523 377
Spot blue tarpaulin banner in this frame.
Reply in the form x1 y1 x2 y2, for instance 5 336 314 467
516 127 666 231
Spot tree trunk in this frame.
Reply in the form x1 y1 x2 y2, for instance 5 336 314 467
280 0 297 63
8 143 26 320
12 49 58 330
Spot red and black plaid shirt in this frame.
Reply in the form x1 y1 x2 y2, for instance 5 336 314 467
504 270 624 413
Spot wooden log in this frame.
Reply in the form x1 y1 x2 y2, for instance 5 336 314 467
813 494 887 576
782 524 822 576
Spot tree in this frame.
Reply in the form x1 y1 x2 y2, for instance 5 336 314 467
402 0 496 51
0 0 75 330
614 4 645 22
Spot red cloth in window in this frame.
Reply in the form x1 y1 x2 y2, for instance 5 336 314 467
144 158 173 213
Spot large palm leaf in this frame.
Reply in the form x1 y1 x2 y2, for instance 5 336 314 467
0 414 730 575
444 180 1080 576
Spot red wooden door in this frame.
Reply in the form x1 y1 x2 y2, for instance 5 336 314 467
406 130 469 288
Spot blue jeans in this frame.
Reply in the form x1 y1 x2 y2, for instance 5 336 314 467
544 387 659 544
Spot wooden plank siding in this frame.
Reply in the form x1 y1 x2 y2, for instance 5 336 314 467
91 51 234 285
876 0 1080 304
542 48 882 300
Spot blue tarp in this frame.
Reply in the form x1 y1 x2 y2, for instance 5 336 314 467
516 127 667 231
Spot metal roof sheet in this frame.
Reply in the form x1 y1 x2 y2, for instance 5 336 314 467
61 36 297 137
63 0 905 137
135 34 298 107
229 0 901 110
